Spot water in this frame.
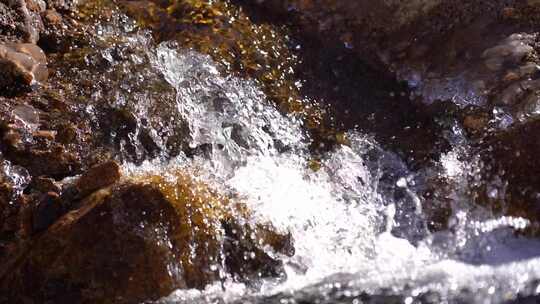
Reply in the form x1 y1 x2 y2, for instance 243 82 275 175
114 42 540 304
66 9 540 300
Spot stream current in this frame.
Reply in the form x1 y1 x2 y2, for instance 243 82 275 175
112 41 540 304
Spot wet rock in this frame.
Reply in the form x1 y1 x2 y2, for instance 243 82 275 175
31 191 62 233
482 34 534 72
2 141 81 178
27 176 61 194
1 0 45 43
140 172 291 288
43 9 62 25
120 0 333 152
38 7 79 53
238 0 509 69
463 112 490 134
46 0 78 12
0 42 48 93
0 101 85 178
0 175 292 303
27 0 46 13
74 160 121 198
235 0 540 135
223 221 293 284
0 185 184 303
474 120 540 227
0 154 32 261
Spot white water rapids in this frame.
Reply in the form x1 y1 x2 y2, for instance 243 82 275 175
115 43 540 304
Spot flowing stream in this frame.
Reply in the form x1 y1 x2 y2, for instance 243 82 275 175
98 26 540 303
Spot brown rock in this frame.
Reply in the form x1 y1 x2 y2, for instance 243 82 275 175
12 103 40 126
32 129 56 140
0 43 48 93
45 0 78 11
55 123 78 144
137 172 290 288
26 0 46 13
32 191 62 233
463 113 489 133
74 160 121 197
43 9 62 25
0 185 186 304
223 221 292 284
0 178 292 303
27 176 61 194
4 144 81 178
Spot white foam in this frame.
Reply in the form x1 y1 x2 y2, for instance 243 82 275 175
124 44 540 303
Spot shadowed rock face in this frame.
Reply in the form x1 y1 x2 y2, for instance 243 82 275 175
235 0 512 67
474 120 540 227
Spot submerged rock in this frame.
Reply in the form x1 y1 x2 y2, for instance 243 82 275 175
74 160 121 198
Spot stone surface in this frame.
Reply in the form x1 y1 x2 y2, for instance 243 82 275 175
475 120 540 225
0 42 47 93
0 177 292 303
0 185 184 304
74 160 121 198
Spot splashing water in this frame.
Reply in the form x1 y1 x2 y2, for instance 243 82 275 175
118 43 540 303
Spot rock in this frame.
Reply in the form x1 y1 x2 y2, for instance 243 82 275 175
236 0 540 128
31 191 62 233
119 0 333 152
0 185 184 303
0 102 84 178
0 176 292 303
139 172 291 288
43 9 62 25
0 155 31 261
0 42 48 93
223 221 292 284
0 0 44 43
463 113 489 134
26 0 46 13
74 160 121 198
46 0 78 12
9 0 44 43
2 142 81 178
27 176 61 194
474 120 540 228
12 103 40 127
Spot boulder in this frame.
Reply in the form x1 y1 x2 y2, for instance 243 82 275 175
0 173 292 303
0 185 185 304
